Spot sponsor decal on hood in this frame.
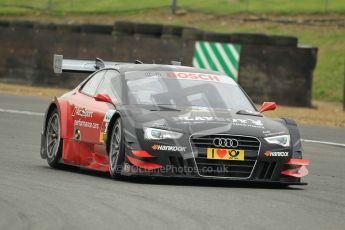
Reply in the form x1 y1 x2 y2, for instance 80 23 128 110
232 118 264 129
173 116 264 129
151 144 187 152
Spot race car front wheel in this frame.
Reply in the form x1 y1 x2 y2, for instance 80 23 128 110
109 118 125 179
45 109 62 168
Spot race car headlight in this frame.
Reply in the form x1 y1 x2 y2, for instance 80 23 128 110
144 127 183 140
264 135 290 147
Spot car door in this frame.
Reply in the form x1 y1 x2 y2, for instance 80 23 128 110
67 70 110 166
95 69 123 145
69 69 123 166
71 70 108 144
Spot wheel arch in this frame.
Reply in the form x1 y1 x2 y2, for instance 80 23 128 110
42 97 70 142
278 117 303 158
43 102 58 134
40 101 58 159
41 98 68 159
105 111 121 155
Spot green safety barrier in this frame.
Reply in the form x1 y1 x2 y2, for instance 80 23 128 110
192 41 241 80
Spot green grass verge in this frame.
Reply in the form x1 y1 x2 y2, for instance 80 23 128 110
0 0 345 15
181 0 345 15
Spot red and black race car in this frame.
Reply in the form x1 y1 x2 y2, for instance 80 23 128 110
40 54 309 185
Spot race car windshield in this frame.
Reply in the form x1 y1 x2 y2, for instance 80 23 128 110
125 71 256 111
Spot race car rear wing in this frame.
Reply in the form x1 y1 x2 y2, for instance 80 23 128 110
53 54 131 74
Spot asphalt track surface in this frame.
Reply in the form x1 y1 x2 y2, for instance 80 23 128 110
0 93 344 230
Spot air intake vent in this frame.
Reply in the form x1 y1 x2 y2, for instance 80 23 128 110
190 135 260 178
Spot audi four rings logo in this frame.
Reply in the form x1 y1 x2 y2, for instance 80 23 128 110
213 138 239 148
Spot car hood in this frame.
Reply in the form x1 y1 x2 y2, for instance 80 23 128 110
122 105 289 138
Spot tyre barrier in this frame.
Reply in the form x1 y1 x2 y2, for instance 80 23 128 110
133 22 163 37
81 24 113 34
9 20 35 29
0 19 317 107
0 20 300 47
0 20 9 28
202 32 233 43
230 33 270 45
268 35 298 47
114 21 135 35
34 23 57 31
56 24 82 33
182 28 203 40
161 25 185 38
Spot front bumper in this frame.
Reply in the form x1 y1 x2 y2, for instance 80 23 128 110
121 162 308 186
122 149 309 186
123 133 309 185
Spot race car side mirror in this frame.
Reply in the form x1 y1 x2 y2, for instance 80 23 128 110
95 93 113 105
259 102 277 113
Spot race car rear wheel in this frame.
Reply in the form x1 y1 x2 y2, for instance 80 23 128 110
109 118 125 179
45 109 62 168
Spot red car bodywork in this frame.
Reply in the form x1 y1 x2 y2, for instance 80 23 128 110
52 86 113 172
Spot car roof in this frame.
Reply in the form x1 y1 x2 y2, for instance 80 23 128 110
114 64 224 75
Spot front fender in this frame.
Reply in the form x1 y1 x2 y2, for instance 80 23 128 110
104 109 121 154
40 100 57 159
40 97 73 159
278 118 303 158
54 97 72 139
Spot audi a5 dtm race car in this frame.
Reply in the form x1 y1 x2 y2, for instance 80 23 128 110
40 54 309 185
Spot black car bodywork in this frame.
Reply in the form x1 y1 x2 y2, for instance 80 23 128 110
41 56 309 185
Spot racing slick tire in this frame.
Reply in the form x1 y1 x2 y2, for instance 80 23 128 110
45 109 63 168
108 118 125 179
